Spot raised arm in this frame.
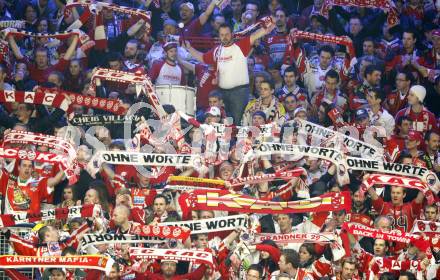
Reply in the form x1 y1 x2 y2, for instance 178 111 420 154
250 22 276 46
183 41 204 63
178 57 196 73
63 34 79 61
7 35 24 60
199 0 218 26
47 169 66 190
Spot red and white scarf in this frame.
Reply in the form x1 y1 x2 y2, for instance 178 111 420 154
0 28 95 52
253 232 336 244
130 225 191 241
129 247 215 268
65 0 151 32
90 68 167 119
411 220 440 234
0 255 114 275
320 0 399 27
178 189 351 217
290 30 355 58
342 222 420 244
0 20 25 29
359 173 435 204
0 204 100 228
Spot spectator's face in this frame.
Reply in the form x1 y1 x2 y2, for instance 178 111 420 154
63 188 73 200
25 6 37 22
138 173 150 186
245 3 259 20
299 246 312 263
275 10 286 27
318 105 326 123
373 239 387 256
153 197 167 216
426 133 440 152
246 269 261 280
319 51 332 69
284 71 297 87
16 104 32 122
112 208 128 226
390 186 405 206
278 255 290 272
161 262 177 276
363 41 374 55
254 76 265 95
163 24 177 35
314 0 324 8
212 15 226 31
179 6 194 21
116 194 131 207
395 73 410 91
166 48 177 61
48 73 61 87
399 119 411 135
341 263 356 280
44 226 59 243
277 214 292 233
109 60 122 70
359 60 371 79
69 61 81 76
231 0 243 14
220 165 233 180
50 270 66 280
353 190 365 208
199 211 214 219
195 234 209 248
283 96 297 112
198 0 210 11
259 83 274 99
18 160 33 179
366 91 379 107
366 70 381 86
107 266 120 280
37 19 48 33
205 114 220 124
35 50 49 68
349 18 362 35
84 189 99 205
124 42 138 59
425 207 438 221
325 76 338 92
219 27 233 46
407 90 419 105
208 97 221 107
252 115 265 126
403 32 416 50
295 111 307 119
376 218 392 231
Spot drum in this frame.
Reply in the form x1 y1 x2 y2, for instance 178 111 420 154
154 85 196 116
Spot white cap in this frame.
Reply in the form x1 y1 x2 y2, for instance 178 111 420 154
180 2 195 11
410 85 426 103
205 106 221 117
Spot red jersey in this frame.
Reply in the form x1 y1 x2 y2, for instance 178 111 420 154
395 106 438 134
0 171 52 214
195 63 217 109
384 89 408 116
372 196 422 232
264 32 289 65
21 57 69 84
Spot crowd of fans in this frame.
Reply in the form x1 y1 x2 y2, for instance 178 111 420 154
0 0 439 279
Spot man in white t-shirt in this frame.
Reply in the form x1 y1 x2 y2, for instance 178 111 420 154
149 42 185 86
184 22 275 124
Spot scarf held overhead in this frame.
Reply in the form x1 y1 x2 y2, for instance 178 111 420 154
160 215 249 234
178 190 351 218
0 204 101 228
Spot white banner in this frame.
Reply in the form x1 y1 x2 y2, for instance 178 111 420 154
160 215 249 234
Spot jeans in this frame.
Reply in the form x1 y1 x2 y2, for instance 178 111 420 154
220 85 250 125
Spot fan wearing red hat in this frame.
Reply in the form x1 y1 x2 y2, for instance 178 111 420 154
404 130 425 164
148 41 186 86
395 85 438 134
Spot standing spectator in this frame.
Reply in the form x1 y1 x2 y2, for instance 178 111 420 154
264 8 289 65
384 70 413 116
366 87 395 137
422 130 440 172
149 42 185 85
395 85 438 134
184 22 275 124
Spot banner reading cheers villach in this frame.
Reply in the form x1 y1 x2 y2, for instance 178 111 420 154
178 190 351 218
0 255 114 275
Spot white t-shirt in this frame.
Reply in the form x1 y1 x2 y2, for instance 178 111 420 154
203 37 252 89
